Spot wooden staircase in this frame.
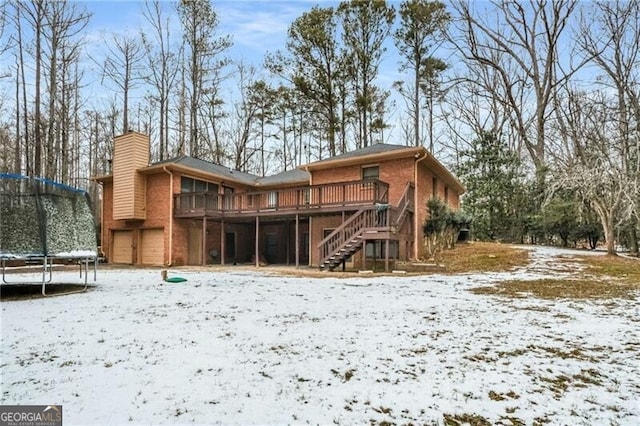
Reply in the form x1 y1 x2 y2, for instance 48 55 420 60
318 183 414 271
317 207 383 270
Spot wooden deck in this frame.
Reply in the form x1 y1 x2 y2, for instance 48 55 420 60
173 179 390 219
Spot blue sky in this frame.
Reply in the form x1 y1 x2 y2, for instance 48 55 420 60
75 0 409 141
82 1 341 67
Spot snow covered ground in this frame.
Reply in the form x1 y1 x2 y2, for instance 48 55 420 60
1 246 639 425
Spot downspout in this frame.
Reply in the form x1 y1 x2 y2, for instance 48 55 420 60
414 151 428 260
304 165 313 267
163 167 173 266
97 181 105 259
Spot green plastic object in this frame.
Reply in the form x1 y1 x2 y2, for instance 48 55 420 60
164 276 187 283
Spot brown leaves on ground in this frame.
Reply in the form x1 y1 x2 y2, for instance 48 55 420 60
472 253 640 300
439 242 530 274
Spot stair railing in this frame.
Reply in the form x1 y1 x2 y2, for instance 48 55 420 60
317 207 378 266
393 182 414 229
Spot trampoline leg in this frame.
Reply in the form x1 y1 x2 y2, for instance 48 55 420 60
41 256 47 296
41 258 53 284
1 258 7 284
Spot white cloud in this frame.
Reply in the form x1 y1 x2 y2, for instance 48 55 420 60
217 1 332 62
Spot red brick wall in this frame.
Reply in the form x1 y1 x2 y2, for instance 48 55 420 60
415 162 461 259
101 173 172 264
415 163 431 258
310 214 350 266
100 154 461 266
311 157 415 206
100 181 113 258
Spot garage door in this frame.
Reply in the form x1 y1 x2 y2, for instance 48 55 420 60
140 228 165 265
112 230 133 264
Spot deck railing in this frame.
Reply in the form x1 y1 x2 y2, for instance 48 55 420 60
389 182 414 229
173 179 389 217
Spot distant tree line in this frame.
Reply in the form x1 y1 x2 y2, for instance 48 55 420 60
0 0 637 255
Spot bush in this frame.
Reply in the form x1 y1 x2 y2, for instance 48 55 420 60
423 198 469 259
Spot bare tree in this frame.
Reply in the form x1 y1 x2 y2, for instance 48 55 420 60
450 0 584 180
99 32 144 134
42 0 90 181
141 0 181 161
576 0 640 255
18 0 45 177
178 0 231 158
441 62 520 166
393 0 450 149
338 0 395 148
12 2 28 175
225 62 261 173
0 0 12 62
551 89 631 255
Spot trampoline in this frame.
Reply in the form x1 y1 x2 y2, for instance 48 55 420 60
0 173 98 295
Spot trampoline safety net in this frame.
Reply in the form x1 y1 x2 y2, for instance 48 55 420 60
0 173 98 259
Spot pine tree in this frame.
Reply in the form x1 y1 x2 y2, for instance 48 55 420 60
456 131 524 241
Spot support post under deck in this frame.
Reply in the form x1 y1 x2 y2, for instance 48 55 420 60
295 214 299 268
221 218 225 265
255 216 260 268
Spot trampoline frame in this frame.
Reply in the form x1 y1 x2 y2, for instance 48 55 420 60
1 255 97 296
1 174 99 296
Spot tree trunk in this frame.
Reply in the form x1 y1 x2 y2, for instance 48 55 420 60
601 214 617 256
34 1 43 177
14 62 21 174
629 225 639 256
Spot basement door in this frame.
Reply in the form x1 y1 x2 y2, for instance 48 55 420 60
265 233 278 263
188 228 203 265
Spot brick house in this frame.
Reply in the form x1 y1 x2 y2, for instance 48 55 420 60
95 131 464 271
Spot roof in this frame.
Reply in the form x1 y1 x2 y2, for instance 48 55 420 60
302 144 423 170
142 156 258 186
95 145 463 194
140 156 310 188
302 143 419 169
255 169 310 187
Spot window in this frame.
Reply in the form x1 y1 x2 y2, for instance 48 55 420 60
365 241 398 259
181 177 193 193
362 166 379 180
267 191 278 208
323 228 335 239
180 177 219 194
444 186 449 204
432 177 438 198
181 177 219 209
223 186 234 210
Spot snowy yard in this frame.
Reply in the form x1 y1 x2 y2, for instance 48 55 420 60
1 246 639 425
